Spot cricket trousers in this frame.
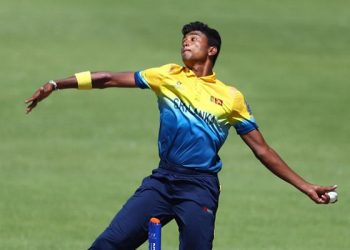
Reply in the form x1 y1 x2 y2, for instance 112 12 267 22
88 161 221 250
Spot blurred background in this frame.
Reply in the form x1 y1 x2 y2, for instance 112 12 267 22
1 0 349 249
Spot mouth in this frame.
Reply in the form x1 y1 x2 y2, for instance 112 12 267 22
181 48 191 54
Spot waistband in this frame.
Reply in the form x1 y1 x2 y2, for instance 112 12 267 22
158 160 217 176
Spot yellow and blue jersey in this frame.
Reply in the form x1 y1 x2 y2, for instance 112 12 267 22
134 64 258 173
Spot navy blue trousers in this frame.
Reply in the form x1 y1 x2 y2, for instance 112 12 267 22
88 164 220 250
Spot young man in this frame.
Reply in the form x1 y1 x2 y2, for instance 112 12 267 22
26 22 336 250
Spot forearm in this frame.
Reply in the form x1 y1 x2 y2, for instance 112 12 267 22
53 71 136 89
241 130 337 204
26 71 136 113
241 130 310 193
255 147 310 193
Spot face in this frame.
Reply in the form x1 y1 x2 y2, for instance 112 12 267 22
181 31 214 68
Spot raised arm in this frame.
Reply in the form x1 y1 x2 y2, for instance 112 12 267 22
25 71 136 113
240 129 337 204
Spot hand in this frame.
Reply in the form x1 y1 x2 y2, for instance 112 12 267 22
304 184 337 204
25 83 54 114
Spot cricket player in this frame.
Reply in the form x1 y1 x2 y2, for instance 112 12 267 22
26 21 337 250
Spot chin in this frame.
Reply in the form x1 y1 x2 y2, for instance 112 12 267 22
182 58 194 68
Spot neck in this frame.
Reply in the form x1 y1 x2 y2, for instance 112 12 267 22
187 60 214 77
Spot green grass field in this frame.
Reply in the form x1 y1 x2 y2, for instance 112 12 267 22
1 0 349 249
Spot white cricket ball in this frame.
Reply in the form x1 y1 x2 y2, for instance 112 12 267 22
326 191 338 203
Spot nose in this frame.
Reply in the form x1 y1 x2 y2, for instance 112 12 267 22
182 38 190 47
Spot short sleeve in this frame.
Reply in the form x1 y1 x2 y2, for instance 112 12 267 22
134 71 150 89
134 64 179 93
230 91 258 135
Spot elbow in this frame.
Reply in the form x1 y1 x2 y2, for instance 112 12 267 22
253 146 272 161
93 72 112 89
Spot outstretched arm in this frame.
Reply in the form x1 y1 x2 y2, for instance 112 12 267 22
25 71 136 113
240 129 337 204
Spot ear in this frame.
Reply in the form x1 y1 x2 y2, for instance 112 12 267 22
208 46 218 56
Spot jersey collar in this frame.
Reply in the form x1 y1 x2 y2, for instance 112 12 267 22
183 67 217 83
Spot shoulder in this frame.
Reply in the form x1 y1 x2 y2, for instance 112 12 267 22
139 63 179 72
154 63 183 74
137 63 183 90
215 79 243 100
138 63 178 78
216 80 246 110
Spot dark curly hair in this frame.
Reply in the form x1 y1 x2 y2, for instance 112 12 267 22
182 21 222 65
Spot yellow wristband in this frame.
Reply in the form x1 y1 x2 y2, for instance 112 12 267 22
75 71 92 90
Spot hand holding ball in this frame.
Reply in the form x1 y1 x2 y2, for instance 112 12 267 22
326 191 338 203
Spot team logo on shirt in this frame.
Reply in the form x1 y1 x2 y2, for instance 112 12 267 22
210 96 223 106
175 81 182 88
168 81 183 89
